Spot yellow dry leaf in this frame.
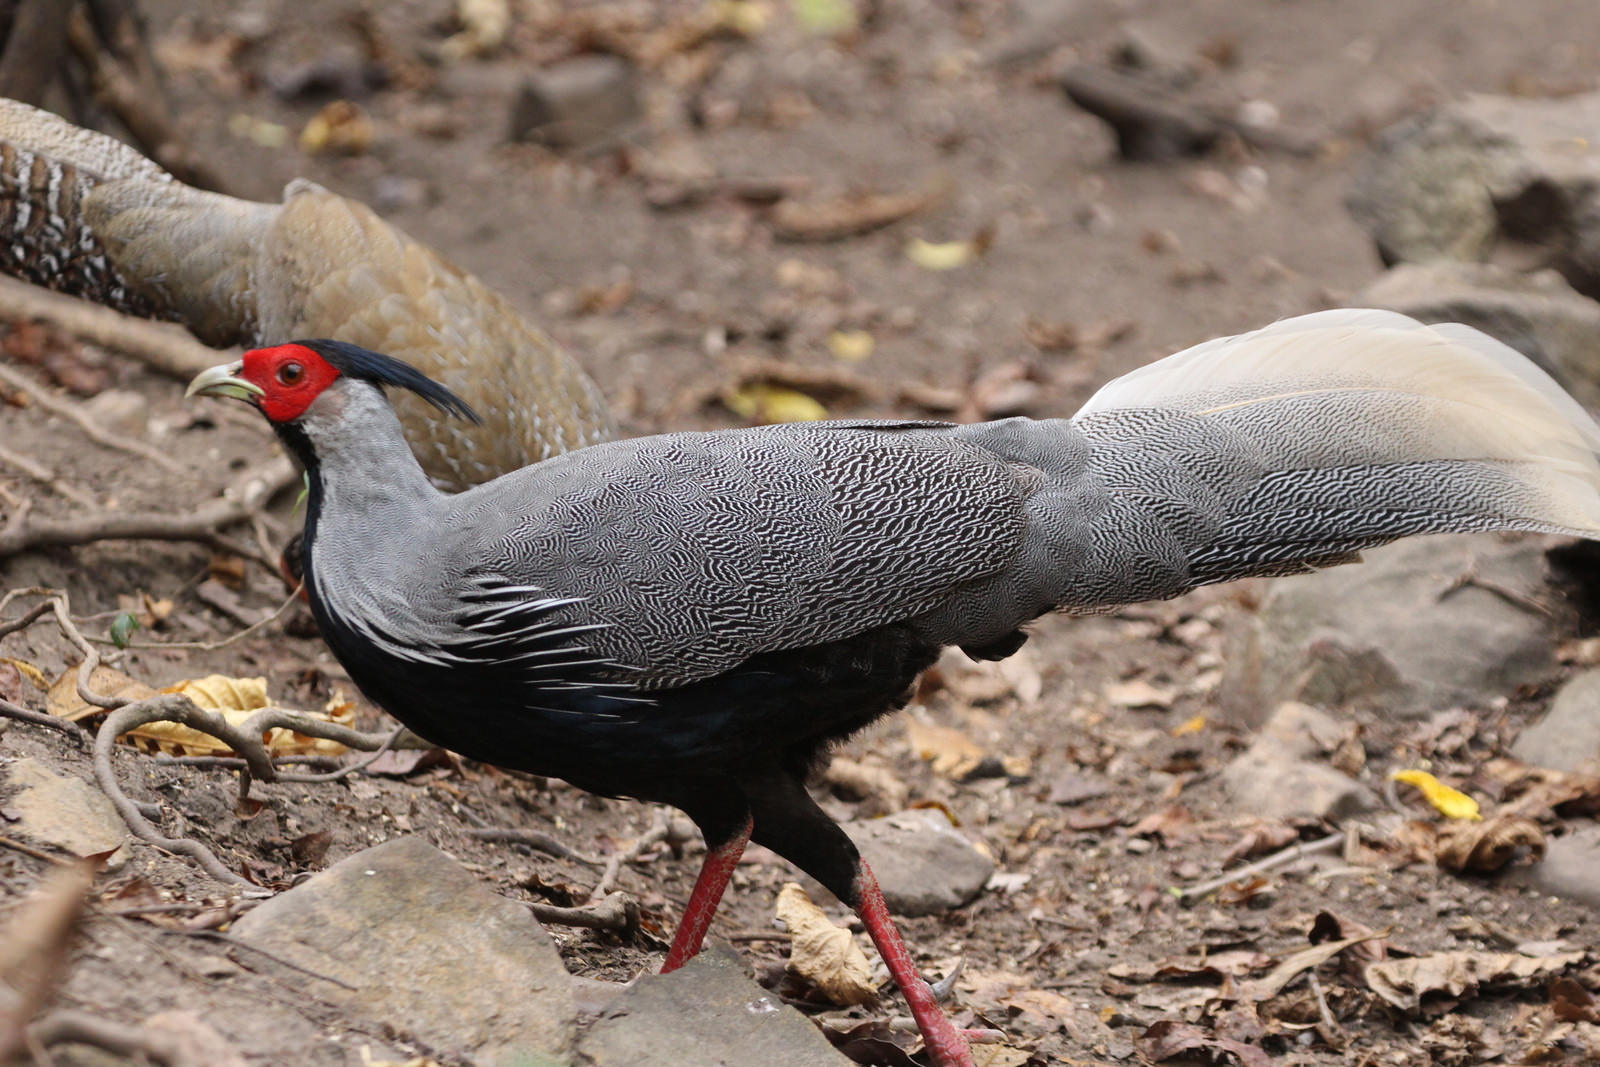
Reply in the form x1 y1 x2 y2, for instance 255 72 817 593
2 657 49 689
906 237 975 270
723 383 828 423
827 329 875 362
227 113 289 148
1392 770 1482 822
300 101 375 156
1171 714 1207 737
440 0 510 60
774 883 877 1005
47 666 160 721
169 674 270 713
905 716 985 779
792 0 857 36
136 676 355 759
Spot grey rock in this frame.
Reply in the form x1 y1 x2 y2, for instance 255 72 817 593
79 389 149 438
1221 703 1378 820
578 946 850 1067
1349 92 1600 298
1355 262 1600 407
842 809 994 916
1220 534 1565 723
510 54 640 149
1512 668 1600 773
1512 824 1600 910
6 758 127 864
230 836 573 1066
1347 108 1511 266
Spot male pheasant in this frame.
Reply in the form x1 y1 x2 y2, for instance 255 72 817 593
188 310 1600 1067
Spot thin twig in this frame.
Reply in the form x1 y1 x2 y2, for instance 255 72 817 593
528 890 639 934
466 827 602 865
274 725 406 783
0 276 222 381
0 440 99 507
591 807 672 902
99 585 303 651
0 457 294 566
1308 971 1340 1035
94 696 404 887
0 360 184 473
1174 832 1345 899
0 833 69 863
94 696 267 890
0 694 92 743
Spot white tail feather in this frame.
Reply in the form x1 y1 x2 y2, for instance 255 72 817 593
1075 309 1600 537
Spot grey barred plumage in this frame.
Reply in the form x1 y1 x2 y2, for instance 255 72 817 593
189 311 1600 1067
254 310 1600 703
0 96 613 491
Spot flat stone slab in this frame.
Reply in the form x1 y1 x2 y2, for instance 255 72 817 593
5 757 127 864
231 836 573 1066
1220 533 1563 723
1512 668 1600 773
578 946 850 1066
843 809 994 916
1512 824 1600 910
1221 703 1378 821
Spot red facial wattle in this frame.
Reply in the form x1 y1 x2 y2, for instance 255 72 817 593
239 343 343 423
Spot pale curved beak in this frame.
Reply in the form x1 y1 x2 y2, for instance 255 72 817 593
185 361 264 402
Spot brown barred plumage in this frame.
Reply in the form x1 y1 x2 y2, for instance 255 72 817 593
0 97 613 490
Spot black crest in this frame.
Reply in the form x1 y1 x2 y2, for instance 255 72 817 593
297 339 482 424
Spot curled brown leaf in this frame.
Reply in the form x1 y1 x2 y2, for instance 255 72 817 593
1434 813 1545 873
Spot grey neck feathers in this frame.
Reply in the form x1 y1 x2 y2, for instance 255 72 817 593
291 381 449 575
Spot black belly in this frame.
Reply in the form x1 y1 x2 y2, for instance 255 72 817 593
314 598 941 799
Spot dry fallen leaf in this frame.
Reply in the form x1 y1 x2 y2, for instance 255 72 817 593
1365 950 1587 1012
827 329 875 362
906 238 976 271
1482 758 1600 820
1393 769 1482 821
1434 813 1545 873
1105 678 1176 710
1136 1020 1271 1067
0 859 94 1062
722 383 829 423
47 670 356 758
47 665 159 721
770 183 945 242
821 755 909 814
1220 819 1298 867
905 716 986 780
171 674 270 712
300 100 376 156
1236 932 1389 1001
1551 977 1600 1024
774 883 877 1006
441 0 510 59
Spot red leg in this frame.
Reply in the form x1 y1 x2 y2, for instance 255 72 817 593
854 862 975 1067
661 813 753 972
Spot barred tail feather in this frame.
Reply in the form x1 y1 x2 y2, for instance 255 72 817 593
1072 309 1600 595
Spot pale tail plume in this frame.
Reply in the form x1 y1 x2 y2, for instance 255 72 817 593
1041 309 1600 609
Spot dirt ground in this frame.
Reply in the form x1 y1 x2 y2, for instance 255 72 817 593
3 1 1600 1064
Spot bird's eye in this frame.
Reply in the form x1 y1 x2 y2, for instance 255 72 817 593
278 362 305 385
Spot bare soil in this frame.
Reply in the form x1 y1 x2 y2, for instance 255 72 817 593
3 1 1599 1065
